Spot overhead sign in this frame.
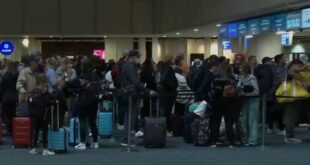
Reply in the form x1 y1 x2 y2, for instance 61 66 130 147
260 17 272 32
0 41 14 56
219 25 227 38
273 14 286 31
286 11 301 29
281 32 293 46
238 22 247 36
222 40 231 50
227 23 238 38
248 19 260 35
302 8 310 28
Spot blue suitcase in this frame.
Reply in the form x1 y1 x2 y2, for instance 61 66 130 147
98 100 113 138
69 118 80 146
48 100 68 153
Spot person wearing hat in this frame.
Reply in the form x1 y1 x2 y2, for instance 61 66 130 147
232 53 246 75
16 55 38 103
118 49 155 146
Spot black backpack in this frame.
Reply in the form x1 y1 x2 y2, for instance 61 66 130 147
187 64 202 90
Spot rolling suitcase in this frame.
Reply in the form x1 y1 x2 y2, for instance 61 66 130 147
144 99 167 148
48 100 68 153
69 118 80 146
12 117 32 148
98 100 113 138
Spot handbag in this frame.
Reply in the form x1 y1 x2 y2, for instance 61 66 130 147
276 74 309 103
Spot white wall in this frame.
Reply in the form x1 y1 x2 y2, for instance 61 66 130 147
104 38 133 61
158 38 187 61
187 39 205 64
247 34 282 62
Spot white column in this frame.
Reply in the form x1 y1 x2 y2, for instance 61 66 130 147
152 38 160 63
138 38 146 63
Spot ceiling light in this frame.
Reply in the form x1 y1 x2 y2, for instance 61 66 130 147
194 28 199 32
176 32 181 35
216 24 222 27
49 36 53 38
22 38 29 48
103 35 108 38
162 35 167 38
276 31 288 35
212 36 217 38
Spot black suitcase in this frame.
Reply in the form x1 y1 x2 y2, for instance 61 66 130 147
144 99 167 148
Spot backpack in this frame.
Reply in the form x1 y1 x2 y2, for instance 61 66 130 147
186 64 202 90
191 117 210 146
28 90 48 117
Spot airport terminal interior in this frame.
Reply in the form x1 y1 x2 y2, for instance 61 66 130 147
1 0 310 165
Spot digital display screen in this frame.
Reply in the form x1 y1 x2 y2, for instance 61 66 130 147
227 23 238 38
219 25 228 38
286 11 301 29
302 8 310 28
248 19 260 35
273 14 286 31
238 22 247 36
222 40 231 50
260 17 272 32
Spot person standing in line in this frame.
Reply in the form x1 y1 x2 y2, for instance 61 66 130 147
0 62 19 135
45 58 57 94
238 63 260 146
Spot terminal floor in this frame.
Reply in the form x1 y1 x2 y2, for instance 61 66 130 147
1 128 310 165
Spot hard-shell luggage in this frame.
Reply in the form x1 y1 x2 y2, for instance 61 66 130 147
48 101 68 153
144 99 167 148
69 118 80 146
98 100 113 138
12 117 32 148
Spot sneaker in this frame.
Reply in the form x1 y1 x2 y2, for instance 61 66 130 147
276 130 286 136
228 145 235 148
90 143 99 149
75 143 87 150
166 132 173 137
285 137 303 144
42 149 55 156
135 131 144 138
267 128 274 134
209 144 217 148
29 148 38 155
117 124 124 130
120 142 137 147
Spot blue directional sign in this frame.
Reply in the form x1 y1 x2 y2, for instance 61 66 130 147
238 22 248 36
248 19 260 35
222 40 231 50
219 25 228 38
302 8 310 28
273 14 286 31
260 17 272 32
286 11 301 29
0 41 14 56
227 23 238 38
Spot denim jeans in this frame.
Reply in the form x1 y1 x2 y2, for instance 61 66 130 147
239 98 259 145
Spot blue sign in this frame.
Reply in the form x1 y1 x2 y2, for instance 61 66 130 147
248 19 260 35
260 17 272 32
227 23 238 38
219 25 227 38
238 22 248 36
222 40 231 50
273 14 286 31
281 33 293 46
0 41 14 56
302 8 310 28
286 11 301 29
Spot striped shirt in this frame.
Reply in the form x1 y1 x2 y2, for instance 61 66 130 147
272 64 286 87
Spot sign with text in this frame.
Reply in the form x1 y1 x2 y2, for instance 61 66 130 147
222 40 231 50
93 49 105 60
302 8 310 28
227 23 238 38
219 25 227 38
238 22 247 36
260 17 272 32
0 41 14 56
248 19 260 35
273 14 286 31
286 11 301 29
281 32 293 46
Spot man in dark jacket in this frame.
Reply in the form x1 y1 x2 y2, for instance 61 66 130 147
255 57 274 95
118 50 154 146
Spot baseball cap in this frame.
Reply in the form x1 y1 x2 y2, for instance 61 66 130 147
262 57 273 64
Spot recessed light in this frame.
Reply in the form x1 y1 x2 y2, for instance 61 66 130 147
103 35 108 38
176 32 181 35
212 36 217 38
162 35 167 38
194 28 199 32
49 36 53 38
216 24 222 27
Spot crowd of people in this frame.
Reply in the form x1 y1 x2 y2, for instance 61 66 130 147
1 50 310 156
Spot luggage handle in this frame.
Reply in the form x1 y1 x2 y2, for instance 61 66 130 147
149 98 160 117
51 100 60 130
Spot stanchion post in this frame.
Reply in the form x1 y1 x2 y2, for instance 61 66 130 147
261 94 266 151
127 95 133 152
